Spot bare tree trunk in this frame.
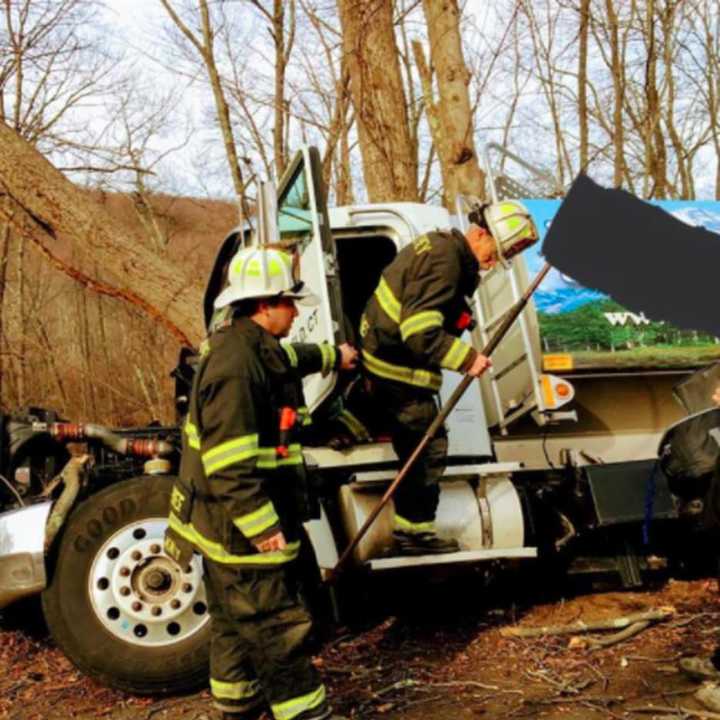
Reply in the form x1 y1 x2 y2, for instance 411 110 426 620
644 0 668 197
160 0 250 220
33 315 68 408
606 0 626 186
0 121 202 347
660 1 690 198
0 200 13 402
14 220 26 404
337 0 418 202
273 0 292 177
578 0 591 171
418 0 485 207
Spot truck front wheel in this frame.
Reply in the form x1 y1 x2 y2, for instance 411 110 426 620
42 476 210 695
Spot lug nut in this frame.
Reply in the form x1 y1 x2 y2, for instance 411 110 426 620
131 601 143 612
119 566 130 577
120 586 131 597
182 583 193 593
150 544 160 554
151 606 162 617
131 550 142 561
170 599 181 610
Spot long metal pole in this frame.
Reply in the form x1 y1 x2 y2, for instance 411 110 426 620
326 262 552 585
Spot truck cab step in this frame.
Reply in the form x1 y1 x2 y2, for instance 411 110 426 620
367 546 537 571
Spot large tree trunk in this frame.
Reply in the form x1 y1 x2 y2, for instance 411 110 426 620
418 0 485 207
578 0 590 172
337 0 418 202
606 0 626 187
0 122 203 347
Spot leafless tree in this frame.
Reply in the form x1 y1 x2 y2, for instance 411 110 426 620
337 0 418 202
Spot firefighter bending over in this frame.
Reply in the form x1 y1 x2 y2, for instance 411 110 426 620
359 202 538 555
164 246 356 720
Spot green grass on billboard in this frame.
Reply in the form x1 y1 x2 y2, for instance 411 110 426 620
539 299 720 370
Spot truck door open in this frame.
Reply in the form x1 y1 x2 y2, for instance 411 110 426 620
277 147 345 411
201 147 344 412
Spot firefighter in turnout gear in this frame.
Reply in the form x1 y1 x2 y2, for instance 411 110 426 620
164 246 357 720
359 202 538 555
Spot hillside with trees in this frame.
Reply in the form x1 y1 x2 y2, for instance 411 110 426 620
1 0 720 423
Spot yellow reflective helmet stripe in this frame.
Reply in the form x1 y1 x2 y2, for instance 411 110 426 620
168 513 300 566
210 678 261 700
373 276 401 324
440 338 473 371
281 342 299 368
362 349 442 391
202 434 260 475
395 514 435 534
271 685 327 720
399 310 444 341
233 501 279 539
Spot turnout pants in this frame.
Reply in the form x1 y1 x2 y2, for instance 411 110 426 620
203 558 328 720
375 379 448 531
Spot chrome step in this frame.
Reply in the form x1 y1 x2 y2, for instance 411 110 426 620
367 546 537 571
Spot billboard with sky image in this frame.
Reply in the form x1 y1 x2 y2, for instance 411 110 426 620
524 199 720 372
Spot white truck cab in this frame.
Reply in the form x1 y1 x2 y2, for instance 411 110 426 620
204 146 577 576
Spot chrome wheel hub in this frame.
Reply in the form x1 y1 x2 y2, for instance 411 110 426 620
89 518 209 647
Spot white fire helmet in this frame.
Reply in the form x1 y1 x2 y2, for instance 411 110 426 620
213 246 319 309
480 200 539 265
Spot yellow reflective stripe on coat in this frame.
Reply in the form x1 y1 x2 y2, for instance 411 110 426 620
374 276 401 324
202 434 260 476
184 419 200 450
337 409 371 442
256 444 304 468
280 343 299 367
210 678 261 700
233 501 279 539
271 685 327 720
362 349 442 391
168 513 300 566
319 343 336 376
281 342 299 368
297 406 312 427
395 514 434 534
399 310 443 341
440 338 473 371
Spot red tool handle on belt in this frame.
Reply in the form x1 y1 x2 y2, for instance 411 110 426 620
276 406 297 458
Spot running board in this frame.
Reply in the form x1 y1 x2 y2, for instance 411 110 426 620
367 546 537 571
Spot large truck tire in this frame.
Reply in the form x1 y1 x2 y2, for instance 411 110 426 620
42 476 210 695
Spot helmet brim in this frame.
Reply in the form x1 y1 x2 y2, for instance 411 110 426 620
213 281 320 309
280 288 320 307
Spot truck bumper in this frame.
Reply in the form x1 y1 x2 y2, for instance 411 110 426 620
0 502 52 609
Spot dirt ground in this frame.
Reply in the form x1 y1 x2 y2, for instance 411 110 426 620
3 573 720 720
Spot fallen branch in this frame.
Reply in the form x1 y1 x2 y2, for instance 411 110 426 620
629 706 720 720
569 620 653 651
502 607 675 638
373 677 500 696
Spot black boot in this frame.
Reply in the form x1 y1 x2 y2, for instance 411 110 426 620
218 698 266 720
393 531 460 555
